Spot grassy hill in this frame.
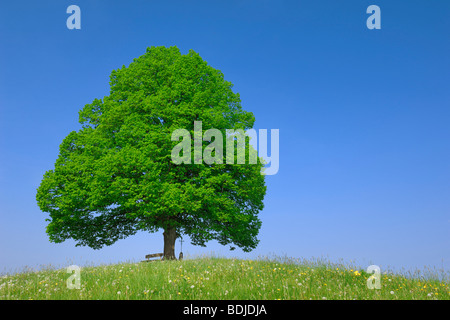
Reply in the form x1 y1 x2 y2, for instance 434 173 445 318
1 256 448 300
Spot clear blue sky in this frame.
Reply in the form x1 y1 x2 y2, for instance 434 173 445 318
1 0 449 275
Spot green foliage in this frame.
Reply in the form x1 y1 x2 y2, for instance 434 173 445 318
36 46 266 251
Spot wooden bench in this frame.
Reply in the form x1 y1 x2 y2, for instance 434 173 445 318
142 253 164 262
141 252 184 262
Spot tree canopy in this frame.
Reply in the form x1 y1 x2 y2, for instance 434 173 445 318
36 46 267 259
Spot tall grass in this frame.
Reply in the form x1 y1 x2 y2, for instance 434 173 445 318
1 255 448 300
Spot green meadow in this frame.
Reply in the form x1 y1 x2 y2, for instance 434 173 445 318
1 256 448 300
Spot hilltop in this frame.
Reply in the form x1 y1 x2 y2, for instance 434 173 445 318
1 256 448 300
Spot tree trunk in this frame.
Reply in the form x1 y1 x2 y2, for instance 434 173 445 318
163 227 177 260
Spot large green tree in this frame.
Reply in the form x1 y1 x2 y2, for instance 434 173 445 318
36 46 266 259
